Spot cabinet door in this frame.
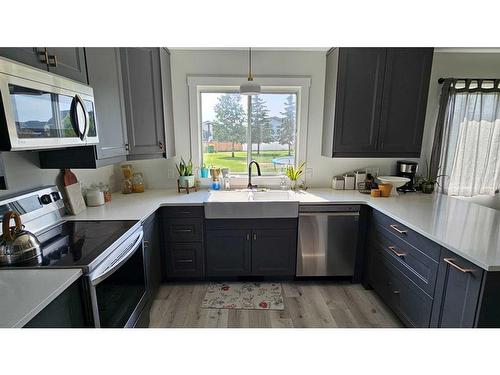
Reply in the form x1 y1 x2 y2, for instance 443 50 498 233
143 213 162 298
251 229 297 276
120 48 166 157
160 48 176 158
431 249 484 328
0 47 48 71
46 48 88 83
206 230 251 277
332 48 386 156
24 278 89 328
86 48 128 161
165 242 204 278
377 48 433 156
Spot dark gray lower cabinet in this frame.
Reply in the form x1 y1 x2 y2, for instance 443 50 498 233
166 242 205 278
143 213 162 300
251 229 297 276
206 229 252 277
162 206 205 279
25 278 89 328
431 249 484 328
205 219 297 278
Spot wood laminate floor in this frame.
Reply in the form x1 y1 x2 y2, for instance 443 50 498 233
149 281 403 328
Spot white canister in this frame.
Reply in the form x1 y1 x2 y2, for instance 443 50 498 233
355 171 367 190
332 176 345 190
86 189 105 206
343 174 356 190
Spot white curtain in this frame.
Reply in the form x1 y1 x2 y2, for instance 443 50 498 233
439 83 500 197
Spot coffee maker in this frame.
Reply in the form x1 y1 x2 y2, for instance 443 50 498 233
396 160 418 193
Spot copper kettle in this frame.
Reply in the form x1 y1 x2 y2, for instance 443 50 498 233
0 211 42 266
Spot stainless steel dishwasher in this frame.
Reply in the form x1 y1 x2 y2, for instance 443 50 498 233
297 205 360 277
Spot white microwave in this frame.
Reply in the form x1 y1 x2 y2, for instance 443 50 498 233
0 57 99 151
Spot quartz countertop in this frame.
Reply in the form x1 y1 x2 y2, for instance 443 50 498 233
0 268 82 328
68 188 500 271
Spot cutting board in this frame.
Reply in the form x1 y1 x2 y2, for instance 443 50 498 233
65 182 86 216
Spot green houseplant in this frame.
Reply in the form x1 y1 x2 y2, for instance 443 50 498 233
418 159 444 194
176 157 195 188
285 162 306 190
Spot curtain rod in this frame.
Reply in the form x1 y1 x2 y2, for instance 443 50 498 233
438 77 499 84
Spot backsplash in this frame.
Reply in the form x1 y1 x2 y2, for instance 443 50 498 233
0 152 118 199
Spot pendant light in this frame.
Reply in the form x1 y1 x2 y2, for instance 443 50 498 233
240 47 261 95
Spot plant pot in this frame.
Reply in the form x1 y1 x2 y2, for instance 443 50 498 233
421 182 435 194
179 175 195 188
200 168 209 178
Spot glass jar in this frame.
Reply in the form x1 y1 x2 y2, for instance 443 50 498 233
98 183 112 202
122 179 133 194
121 164 133 179
132 173 145 193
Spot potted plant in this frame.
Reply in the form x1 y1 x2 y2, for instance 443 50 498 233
417 159 444 194
176 157 195 188
285 162 306 190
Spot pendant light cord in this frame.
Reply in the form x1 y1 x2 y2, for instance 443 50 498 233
248 47 253 81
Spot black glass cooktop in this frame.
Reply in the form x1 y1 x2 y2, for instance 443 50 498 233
5 220 138 270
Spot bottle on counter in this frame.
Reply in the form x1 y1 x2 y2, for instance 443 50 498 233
132 172 145 193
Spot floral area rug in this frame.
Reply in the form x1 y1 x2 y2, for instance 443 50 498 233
201 282 284 310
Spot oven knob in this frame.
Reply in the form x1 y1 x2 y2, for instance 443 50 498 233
40 194 52 205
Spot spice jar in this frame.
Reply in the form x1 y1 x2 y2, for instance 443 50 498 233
122 179 133 194
121 164 133 179
132 173 145 193
98 183 112 202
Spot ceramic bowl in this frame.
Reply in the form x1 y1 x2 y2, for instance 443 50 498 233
377 176 410 195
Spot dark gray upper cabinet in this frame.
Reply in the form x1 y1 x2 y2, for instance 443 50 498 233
323 48 386 156
431 248 484 328
86 48 128 162
0 48 88 83
45 48 88 83
377 48 433 155
121 48 175 159
0 47 48 71
322 47 433 158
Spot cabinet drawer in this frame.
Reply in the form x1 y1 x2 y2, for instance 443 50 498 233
370 249 432 327
165 242 204 278
162 206 203 218
371 226 438 296
163 218 202 242
372 210 441 261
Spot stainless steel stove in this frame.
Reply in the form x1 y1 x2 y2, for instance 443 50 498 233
0 186 148 328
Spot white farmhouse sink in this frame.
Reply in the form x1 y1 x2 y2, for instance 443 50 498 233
205 190 299 219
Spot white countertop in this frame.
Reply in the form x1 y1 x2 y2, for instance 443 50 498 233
0 268 82 328
68 188 500 271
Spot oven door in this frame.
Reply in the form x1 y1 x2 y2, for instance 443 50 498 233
87 229 148 328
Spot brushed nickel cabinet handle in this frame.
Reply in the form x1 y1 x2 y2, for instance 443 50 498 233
393 290 400 295
253 233 257 240
388 246 405 257
246 233 250 241
176 259 193 263
38 49 48 64
444 258 473 273
159 141 164 150
144 240 150 248
48 54 58 67
174 228 192 233
390 224 407 235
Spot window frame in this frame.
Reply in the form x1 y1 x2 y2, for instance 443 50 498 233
187 76 311 175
